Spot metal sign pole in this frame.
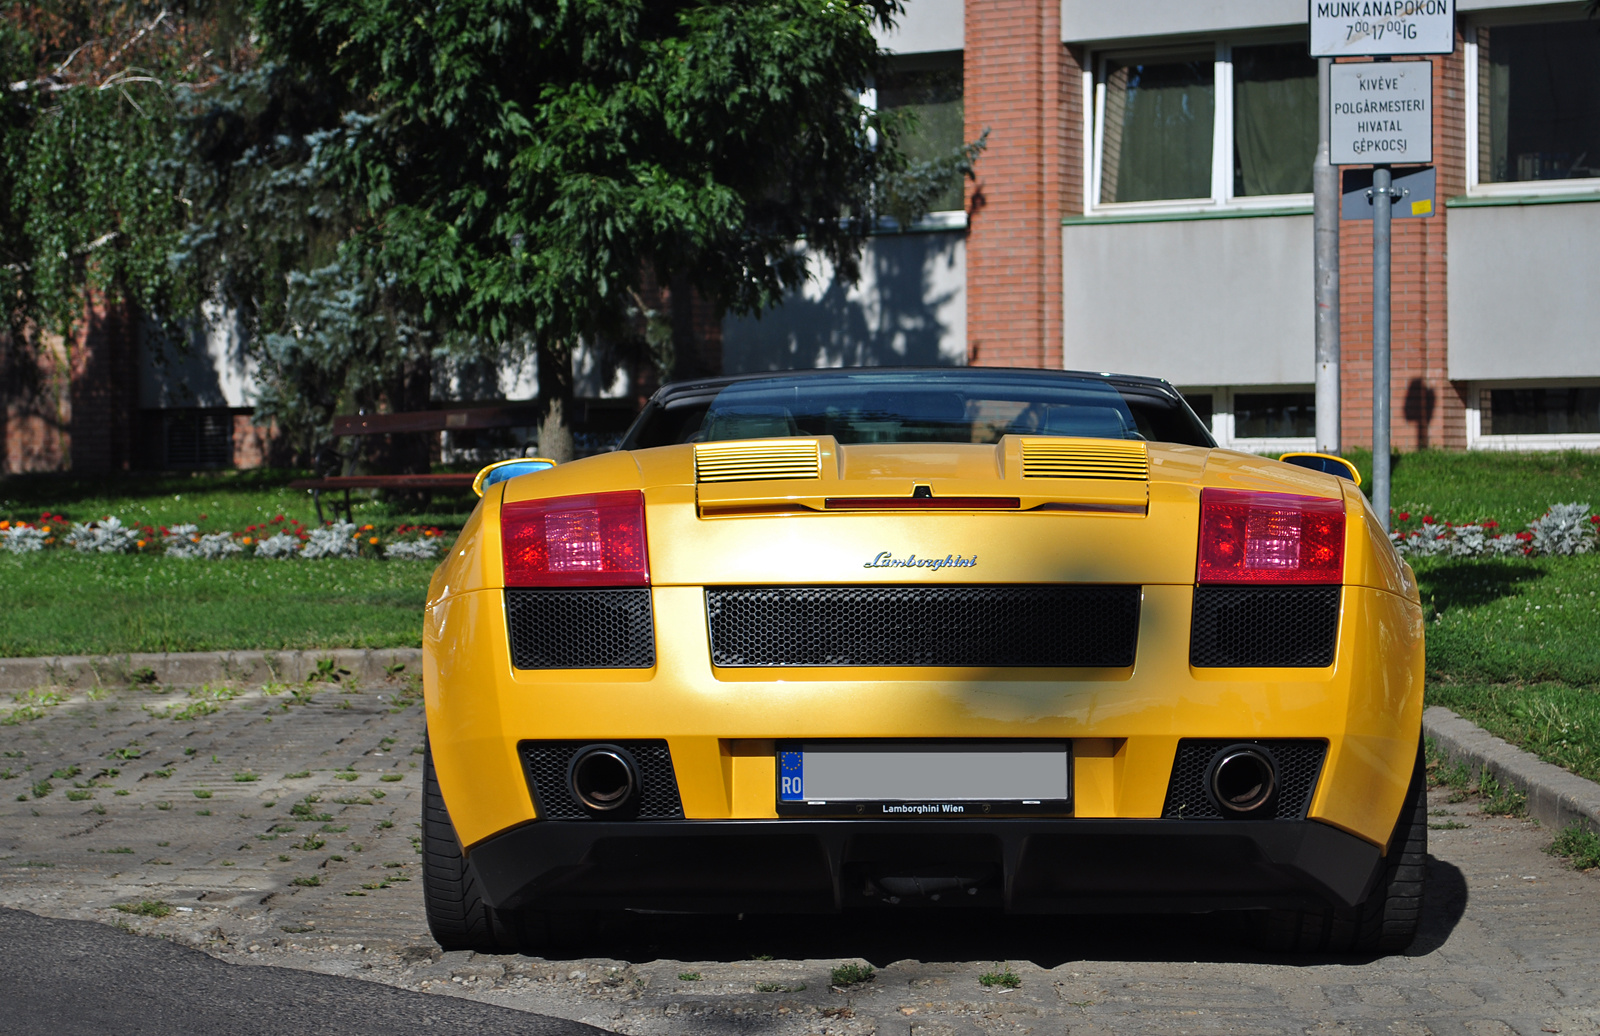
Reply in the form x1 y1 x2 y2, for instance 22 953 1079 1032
1313 56 1340 453
1371 164 1393 533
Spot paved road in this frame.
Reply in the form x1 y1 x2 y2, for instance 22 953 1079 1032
0 906 599 1036
2 677 1598 1035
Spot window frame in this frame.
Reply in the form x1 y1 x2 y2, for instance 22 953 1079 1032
1464 379 1600 451
1463 11 1600 200
1084 34 1317 217
1180 385 1317 454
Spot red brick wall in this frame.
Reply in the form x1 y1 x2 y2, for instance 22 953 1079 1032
964 0 1072 369
1336 36 1468 452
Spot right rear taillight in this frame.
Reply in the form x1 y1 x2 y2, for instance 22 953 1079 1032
1197 488 1344 584
501 491 649 586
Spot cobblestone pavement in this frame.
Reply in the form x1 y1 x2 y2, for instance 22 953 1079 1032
2 678 1598 1036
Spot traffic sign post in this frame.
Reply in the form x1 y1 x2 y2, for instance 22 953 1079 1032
1309 0 1451 533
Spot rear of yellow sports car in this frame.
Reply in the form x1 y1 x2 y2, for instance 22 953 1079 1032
421 370 1426 954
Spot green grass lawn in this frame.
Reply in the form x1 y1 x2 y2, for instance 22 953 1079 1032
0 553 435 656
1344 448 1600 527
0 469 479 533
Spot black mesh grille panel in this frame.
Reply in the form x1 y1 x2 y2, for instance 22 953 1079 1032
1160 739 1328 819
505 589 654 669
1189 586 1340 667
519 740 684 820
705 585 1140 668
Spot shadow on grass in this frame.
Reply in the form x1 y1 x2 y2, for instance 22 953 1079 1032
1414 559 1544 613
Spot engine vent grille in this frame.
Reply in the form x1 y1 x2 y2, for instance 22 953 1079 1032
695 439 822 483
706 585 1140 667
505 589 655 669
1020 438 1149 480
1190 586 1341 667
1160 739 1328 820
519 740 684 820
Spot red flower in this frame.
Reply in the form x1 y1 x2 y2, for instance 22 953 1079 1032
273 514 285 522
198 513 208 521
1397 511 1411 522
1482 520 1498 529
1422 516 1435 525
1516 531 1534 542
1590 515 1600 524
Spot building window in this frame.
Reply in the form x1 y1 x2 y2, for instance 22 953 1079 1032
1099 54 1214 203
1467 22 1600 193
163 410 234 469
876 51 966 218
1483 387 1600 436
1233 391 1316 439
1179 386 1315 452
1090 40 1316 212
1232 43 1317 197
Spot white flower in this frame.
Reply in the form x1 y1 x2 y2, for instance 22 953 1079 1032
1527 503 1595 556
384 539 441 560
163 524 203 559
253 532 302 559
66 516 140 554
1 526 49 554
194 532 244 560
300 522 359 559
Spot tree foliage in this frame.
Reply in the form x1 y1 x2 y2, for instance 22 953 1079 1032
0 1 245 341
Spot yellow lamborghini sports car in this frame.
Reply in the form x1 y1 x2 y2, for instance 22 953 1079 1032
421 367 1426 956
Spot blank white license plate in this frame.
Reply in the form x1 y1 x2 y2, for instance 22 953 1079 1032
776 743 1071 816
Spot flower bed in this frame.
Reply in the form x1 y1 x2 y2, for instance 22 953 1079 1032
1390 502 1597 559
0 512 448 561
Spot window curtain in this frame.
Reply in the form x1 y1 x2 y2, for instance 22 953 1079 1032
1483 22 1600 183
1101 57 1213 203
1232 44 1317 197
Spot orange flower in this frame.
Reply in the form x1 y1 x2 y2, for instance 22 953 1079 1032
0 521 9 529
41 525 51 533
368 536 379 545
241 536 254 545
136 540 147 548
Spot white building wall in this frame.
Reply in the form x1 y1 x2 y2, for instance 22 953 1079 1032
1061 214 1313 385
722 231 967 373
876 0 962 53
138 300 257 409
1448 201 1600 381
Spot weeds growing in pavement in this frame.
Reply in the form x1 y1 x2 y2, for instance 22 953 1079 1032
831 963 874 986
979 968 1021 989
113 900 172 918
1547 824 1600 870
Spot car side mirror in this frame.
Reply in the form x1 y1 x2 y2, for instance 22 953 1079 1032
1278 452 1361 486
472 457 556 497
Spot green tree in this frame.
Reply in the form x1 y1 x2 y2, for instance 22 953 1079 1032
188 0 973 461
0 2 245 464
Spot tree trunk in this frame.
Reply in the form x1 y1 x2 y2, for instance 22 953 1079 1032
537 338 574 462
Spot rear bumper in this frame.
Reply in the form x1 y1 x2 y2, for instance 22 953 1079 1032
467 817 1383 916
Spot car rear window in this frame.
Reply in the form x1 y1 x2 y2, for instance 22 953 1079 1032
624 371 1215 449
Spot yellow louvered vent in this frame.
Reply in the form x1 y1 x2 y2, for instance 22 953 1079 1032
1020 438 1149 480
694 439 822 483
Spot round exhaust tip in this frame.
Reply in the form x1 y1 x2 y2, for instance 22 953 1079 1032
568 745 640 814
1209 745 1277 815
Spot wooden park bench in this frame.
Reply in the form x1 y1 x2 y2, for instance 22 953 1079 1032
289 405 545 522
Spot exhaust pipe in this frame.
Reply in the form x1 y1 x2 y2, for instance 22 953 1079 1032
1208 745 1278 815
568 745 640 815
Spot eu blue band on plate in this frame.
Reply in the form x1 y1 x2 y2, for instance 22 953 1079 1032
778 750 804 801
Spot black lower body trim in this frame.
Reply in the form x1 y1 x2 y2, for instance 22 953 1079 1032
466 818 1382 916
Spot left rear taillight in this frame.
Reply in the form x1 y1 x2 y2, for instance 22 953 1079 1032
501 491 649 587
1197 488 1344 584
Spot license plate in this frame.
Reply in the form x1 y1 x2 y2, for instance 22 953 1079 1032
776 742 1071 817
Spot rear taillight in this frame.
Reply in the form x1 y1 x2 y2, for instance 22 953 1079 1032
1197 489 1344 584
502 491 649 587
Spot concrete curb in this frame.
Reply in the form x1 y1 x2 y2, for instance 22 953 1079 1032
1424 704 1600 837
0 647 423 691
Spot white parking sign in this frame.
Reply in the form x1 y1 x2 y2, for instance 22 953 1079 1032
1329 61 1433 165
1310 0 1456 58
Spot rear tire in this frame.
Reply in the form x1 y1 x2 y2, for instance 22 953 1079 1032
1253 741 1428 954
421 739 523 954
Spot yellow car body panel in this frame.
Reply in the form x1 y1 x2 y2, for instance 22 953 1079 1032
424 437 1424 856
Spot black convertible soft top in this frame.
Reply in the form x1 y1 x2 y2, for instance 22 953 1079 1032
620 367 1217 450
